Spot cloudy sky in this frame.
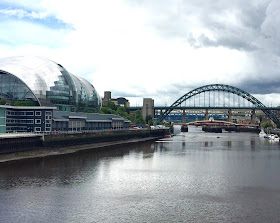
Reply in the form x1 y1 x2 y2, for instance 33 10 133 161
0 0 280 106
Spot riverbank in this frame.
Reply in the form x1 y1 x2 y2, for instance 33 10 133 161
0 136 161 164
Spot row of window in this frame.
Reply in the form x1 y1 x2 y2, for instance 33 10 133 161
6 126 52 132
35 127 51 132
7 111 41 116
6 111 52 116
7 127 29 131
6 119 35 124
6 119 52 125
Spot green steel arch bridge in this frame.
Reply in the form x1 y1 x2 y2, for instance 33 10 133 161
130 84 280 125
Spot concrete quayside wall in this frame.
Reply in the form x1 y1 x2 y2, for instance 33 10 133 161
0 129 170 154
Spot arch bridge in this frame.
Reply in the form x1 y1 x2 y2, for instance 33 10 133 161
157 84 280 125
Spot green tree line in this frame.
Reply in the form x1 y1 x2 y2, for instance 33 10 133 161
99 102 145 124
0 99 38 106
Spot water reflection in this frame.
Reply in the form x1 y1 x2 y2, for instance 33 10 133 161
1 126 280 222
0 142 155 189
251 139 255 151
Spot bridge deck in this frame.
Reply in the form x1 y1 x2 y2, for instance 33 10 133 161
130 106 280 110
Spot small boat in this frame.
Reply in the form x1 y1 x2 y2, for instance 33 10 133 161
268 134 275 140
259 130 266 138
270 134 280 141
267 134 280 141
274 135 280 141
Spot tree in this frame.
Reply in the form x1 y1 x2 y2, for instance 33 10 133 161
258 115 264 123
0 99 6 105
11 101 38 106
100 103 145 124
145 115 152 124
132 110 145 124
261 121 273 128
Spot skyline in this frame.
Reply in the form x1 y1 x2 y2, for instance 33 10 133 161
0 0 280 107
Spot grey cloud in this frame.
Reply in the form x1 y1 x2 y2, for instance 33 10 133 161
237 79 280 94
128 0 273 52
188 33 257 51
124 0 280 106
155 77 280 103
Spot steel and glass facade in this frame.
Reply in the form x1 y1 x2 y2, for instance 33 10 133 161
0 56 101 112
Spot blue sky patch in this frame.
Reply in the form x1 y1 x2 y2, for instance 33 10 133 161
0 3 73 30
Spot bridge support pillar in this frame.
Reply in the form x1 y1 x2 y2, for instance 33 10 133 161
250 109 256 124
205 109 209 120
182 109 186 124
142 98 154 122
228 109 232 122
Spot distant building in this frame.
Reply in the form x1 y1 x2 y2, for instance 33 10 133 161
102 91 130 107
142 98 154 121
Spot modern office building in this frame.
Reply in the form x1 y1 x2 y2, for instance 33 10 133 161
0 105 55 133
0 105 130 133
0 56 101 112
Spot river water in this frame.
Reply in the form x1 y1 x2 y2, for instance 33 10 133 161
1 126 280 223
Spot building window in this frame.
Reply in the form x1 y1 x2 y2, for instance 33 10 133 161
35 119 41 124
35 127 41 132
26 111 34 116
46 111 52 116
35 111 41 116
27 119 34 124
45 128 51 132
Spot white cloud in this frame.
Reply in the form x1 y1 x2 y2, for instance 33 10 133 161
0 0 279 107
0 8 48 19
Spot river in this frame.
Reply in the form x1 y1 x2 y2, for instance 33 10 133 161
1 126 280 223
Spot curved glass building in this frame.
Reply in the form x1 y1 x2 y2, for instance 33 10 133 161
0 56 101 112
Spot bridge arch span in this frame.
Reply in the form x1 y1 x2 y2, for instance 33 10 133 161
159 84 279 124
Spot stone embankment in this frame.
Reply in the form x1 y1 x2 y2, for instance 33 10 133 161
0 129 170 162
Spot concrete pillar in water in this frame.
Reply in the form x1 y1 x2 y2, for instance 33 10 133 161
205 109 209 120
182 109 186 123
250 109 256 124
228 109 232 122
